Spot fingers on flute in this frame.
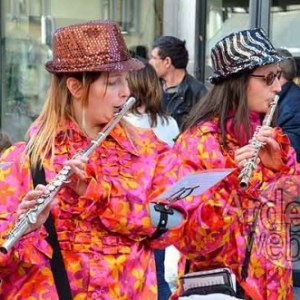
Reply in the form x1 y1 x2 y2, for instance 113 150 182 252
64 157 87 180
235 145 255 159
17 185 49 217
260 126 274 137
64 156 88 169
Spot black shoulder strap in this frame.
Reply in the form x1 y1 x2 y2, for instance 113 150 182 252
32 165 73 300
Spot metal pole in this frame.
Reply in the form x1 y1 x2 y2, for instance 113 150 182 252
249 0 260 29
194 0 207 82
260 0 271 36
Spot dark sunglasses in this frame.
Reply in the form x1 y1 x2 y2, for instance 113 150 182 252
250 71 282 86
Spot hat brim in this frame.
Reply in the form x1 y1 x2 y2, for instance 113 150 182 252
45 57 144 74
207 54 287 84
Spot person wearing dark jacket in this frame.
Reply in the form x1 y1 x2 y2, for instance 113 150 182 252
149 36 207 128
276 48 300 299
276 48 300 162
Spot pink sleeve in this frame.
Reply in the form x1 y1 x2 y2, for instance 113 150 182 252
262 127 300 180
170 129 241 253
0 144 52 278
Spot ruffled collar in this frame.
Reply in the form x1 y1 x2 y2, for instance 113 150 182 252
54 120 139 157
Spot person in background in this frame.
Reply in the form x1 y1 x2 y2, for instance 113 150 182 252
276 47 300 300
125 61 179 146
149 36 207 128
275 48 300 162
0 131 12 155
294 57 300 85
136 45 148 60
129 45 148 61
171 28 300 300
125 61 180 300
0 20 188 300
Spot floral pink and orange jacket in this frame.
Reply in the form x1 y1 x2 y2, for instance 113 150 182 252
171 120 300 300
0 122 187 300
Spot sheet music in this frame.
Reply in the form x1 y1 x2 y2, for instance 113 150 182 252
156 168 235 201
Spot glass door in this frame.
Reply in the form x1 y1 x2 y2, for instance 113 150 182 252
1 0 53 141
269 0 300 81
1 0 162 142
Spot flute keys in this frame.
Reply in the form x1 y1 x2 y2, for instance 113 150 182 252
36 197 45 204
28 213 37 224
53 179 63 187
60 166 71 175
57 174 67 181
48 184 56 192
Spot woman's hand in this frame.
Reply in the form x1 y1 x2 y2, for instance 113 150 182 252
234 144 260 169
255 125 283 171
235 126 283 171
15 156 89 236
16 185 59 235
63 156 89 196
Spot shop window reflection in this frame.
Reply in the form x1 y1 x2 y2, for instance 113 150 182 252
3 9 51 141
270 1 300 65
205 0 250 88
101 0 140 35
1 0 161 142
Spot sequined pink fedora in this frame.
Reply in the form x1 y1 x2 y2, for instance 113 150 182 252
45 20 144 74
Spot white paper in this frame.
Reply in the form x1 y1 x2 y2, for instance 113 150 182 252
156 168 235 201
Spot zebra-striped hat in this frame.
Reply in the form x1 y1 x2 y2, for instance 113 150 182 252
208 28 286 83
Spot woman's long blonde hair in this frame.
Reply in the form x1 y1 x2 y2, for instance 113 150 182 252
26 72 101 168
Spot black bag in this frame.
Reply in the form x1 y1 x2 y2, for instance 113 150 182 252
181 284 237 297
179 268 250 299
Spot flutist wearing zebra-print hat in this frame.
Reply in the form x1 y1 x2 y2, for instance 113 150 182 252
171 28 300 300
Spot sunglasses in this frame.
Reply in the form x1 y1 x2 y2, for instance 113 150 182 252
250 71 282 86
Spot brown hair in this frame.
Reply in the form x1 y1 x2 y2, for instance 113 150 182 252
25 72 102 168
127 62 169 127
0 131 12 153
181 71 254 148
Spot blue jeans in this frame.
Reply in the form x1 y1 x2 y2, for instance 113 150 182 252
154 249 172 300
294 287 300 299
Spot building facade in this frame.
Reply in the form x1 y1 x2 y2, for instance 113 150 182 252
0 0 300 141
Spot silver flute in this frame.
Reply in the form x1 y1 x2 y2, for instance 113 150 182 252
0 97 136 254
238 95 280 189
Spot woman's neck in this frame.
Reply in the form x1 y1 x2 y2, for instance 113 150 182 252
82 124 104 140
137 105 146 114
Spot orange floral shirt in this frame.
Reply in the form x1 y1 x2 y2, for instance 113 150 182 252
171 120 300 300
0 121 185 300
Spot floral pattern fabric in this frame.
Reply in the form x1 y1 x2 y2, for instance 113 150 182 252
171 120 300 300
0 121 185 300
